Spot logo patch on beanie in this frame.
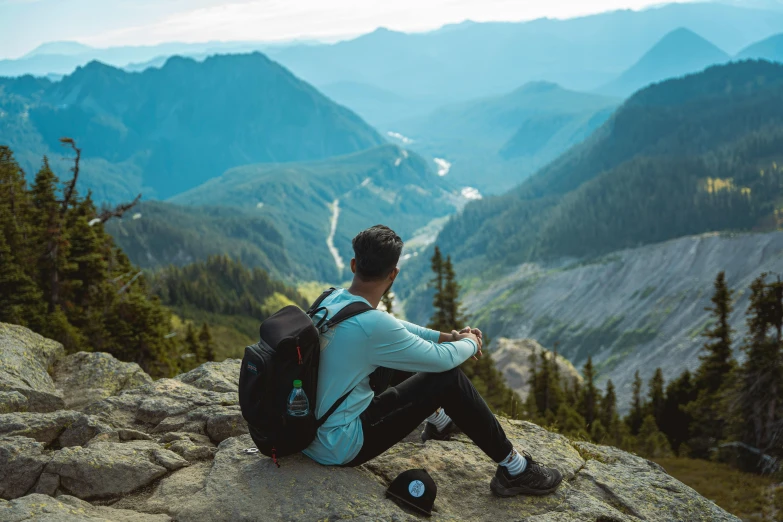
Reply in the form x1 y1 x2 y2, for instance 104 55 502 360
408 480 425 498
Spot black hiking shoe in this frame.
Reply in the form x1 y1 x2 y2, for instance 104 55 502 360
490 454 563 497
420 420 460 442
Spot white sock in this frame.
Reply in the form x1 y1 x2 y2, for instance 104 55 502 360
426 409 452 432
500 449 527 477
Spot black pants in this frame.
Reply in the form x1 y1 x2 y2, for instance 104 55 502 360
345 367 514 467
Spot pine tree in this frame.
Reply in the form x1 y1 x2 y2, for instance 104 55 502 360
733 274 783 454
688 272 738 457
0 232 43 326
578 356 598 427
627 371 645 435
442 255 466 328
636 414 674 458
696 271 736 393
661 370 696 455
198 323 216 363
647 368 666 428
599 380 618 429
427 246 448 330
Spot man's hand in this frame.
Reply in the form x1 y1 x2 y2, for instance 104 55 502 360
452 326 483 359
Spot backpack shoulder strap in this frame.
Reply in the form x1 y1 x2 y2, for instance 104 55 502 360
315 388 353 429
307 287 336 315
323 301 373 330
313 300 374 427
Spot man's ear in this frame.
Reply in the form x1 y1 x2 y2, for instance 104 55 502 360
350 258 356 274
389 267 400 282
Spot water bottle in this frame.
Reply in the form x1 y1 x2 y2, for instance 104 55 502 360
286 379 309 417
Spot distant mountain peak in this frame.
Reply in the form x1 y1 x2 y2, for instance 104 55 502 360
598 27 729 97
24 41 94 58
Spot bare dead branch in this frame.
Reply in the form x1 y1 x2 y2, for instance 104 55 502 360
59 137 81 216
97 194 142 224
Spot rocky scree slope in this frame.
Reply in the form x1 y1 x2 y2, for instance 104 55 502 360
0 322 737 521
466 230 783 409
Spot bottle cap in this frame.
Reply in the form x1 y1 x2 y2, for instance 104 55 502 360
293 380 302 388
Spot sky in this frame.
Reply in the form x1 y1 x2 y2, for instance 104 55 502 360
1 0 700 59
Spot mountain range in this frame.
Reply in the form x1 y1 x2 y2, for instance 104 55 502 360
393 59 783 401
110 145 462 283
431 60 783 272
0 53 385 201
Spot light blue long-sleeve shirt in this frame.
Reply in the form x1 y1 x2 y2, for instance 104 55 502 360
302 288 478 465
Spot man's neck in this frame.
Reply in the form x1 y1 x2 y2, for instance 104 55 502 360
347 279 383 309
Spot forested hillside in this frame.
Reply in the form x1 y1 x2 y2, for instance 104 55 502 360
0 53 385 200
169 144 460 282
438 60 783 270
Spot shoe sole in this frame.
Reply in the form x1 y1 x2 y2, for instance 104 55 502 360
489 476 563 497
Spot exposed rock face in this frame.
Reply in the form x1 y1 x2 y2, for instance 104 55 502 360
491 338 583 400
464 230 783 408
52 352 153 410
0 323 65 412
0 323 740 521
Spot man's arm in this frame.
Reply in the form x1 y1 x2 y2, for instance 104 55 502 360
368 314 480 373
398 319 478 345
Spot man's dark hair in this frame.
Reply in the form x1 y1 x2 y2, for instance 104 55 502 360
352 225 403 281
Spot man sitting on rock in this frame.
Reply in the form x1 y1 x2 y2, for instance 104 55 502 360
303 225 563 497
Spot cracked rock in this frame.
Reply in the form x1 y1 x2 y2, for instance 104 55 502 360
0 436 51 499
0 391 28 414
52 352 153 411
0 323 65 413
44 441 187 500
0 493 171 521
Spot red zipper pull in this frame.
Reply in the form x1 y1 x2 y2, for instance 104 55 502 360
296 346 303 365
271 447 280 468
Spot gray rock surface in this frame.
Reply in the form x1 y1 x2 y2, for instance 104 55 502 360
0 391 28 413
0 411 110 447
491 338 583 400
0 324 742 521
0 436 51 499
465 230 783 408
52 352 153 410
0 323 65 412
44 441 188 499
0 494 171 521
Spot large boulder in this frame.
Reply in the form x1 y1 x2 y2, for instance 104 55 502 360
0 323 65 412
491 338 583 400
52 352 153 411
44 440 188 500
0 411 111 447
0 436 51 499
0 494 170 521
109 419 738 522
0 326 742 521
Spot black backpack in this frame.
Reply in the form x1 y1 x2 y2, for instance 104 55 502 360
238 288 372 466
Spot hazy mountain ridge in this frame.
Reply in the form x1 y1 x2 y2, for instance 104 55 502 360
0 52 385 201
599 27 731 96
389 82 619 194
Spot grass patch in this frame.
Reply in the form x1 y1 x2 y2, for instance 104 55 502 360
653 457 782 522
